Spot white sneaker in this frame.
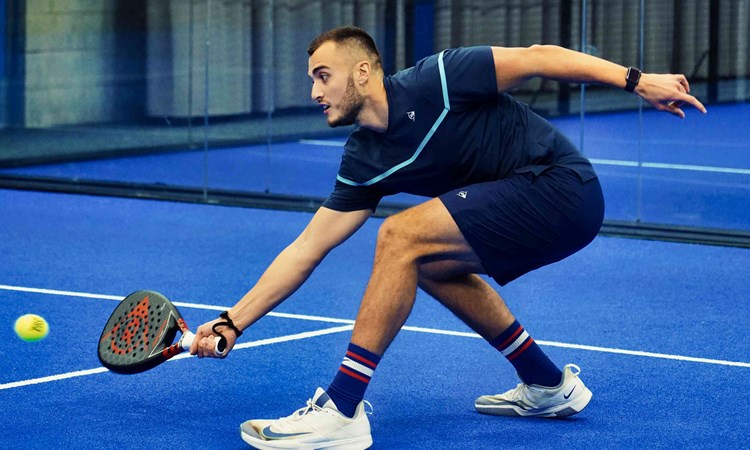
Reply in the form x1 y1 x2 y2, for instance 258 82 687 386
240 387 373 449
474 364 592 418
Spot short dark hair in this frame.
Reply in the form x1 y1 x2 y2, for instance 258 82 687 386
307 26 382 71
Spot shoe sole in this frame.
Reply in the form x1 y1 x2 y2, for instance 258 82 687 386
475 386 593 418
241 427 373 450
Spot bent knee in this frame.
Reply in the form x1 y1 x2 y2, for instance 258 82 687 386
377 214 407 238
376 215 415 251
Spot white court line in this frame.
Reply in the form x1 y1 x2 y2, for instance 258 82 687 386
2 284 749 369
400 324 750 368
0 284 352 323
589 158 750 175
298 139 346 146
535 340 750 368
0 325 353 391
0 285 123 300
0 367 109 391
297 139 750 176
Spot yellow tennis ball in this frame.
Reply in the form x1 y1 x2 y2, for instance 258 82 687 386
14 314 49 342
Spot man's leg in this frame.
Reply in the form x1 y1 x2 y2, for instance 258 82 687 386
241 195 591 448
418 266 515 340
328 198 564 410
320 199 480 418
349 198 484 354
337 196 589 419
413 230 592 419
417 266 564 384
241 198 476 448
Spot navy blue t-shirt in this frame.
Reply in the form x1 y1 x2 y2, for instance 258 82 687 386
323 46 597 212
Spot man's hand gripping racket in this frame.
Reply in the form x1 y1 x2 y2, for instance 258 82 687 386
98 290 227 374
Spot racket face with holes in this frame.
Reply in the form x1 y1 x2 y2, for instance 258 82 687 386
98 290 184 374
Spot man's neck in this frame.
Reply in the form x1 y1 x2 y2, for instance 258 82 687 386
356 80 389 133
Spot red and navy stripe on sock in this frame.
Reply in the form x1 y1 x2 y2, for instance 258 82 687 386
327 343 381 418
489 320 562 387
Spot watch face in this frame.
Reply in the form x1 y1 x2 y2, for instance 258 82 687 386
628 68 641 83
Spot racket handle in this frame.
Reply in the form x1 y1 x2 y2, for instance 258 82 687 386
180 330 227 356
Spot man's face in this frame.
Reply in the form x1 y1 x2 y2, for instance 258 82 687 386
308 42 365 128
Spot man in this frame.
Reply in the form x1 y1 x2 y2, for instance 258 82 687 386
191 26 705 449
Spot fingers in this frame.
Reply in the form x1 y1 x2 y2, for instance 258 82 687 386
665 101 686 119
685 95 707 114
670 74 706 115
676 74 690 94
192 334 216 358
667 92 707 116
189 321 236 359
194 332 227 358
189 322 221 358
640 73 707 117
198 335 224 358
189 326 204 355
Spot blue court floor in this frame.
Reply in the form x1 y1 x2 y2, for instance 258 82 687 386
1 189 748 449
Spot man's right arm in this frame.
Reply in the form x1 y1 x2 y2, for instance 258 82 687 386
190 206 371 357
229 206 371 329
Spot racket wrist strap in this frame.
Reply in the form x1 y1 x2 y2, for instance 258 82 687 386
213 310 243 338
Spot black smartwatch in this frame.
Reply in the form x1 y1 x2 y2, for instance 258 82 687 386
625 67 641 93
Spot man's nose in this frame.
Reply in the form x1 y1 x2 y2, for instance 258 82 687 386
311 83 322 102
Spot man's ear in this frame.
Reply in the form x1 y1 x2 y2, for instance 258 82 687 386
355 60 371 85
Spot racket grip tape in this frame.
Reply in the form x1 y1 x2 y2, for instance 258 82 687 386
180 330 227 356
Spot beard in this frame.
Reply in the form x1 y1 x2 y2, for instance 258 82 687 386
328 75 365 128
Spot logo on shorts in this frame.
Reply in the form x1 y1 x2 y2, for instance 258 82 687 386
407 111 415 121
457 191 468 199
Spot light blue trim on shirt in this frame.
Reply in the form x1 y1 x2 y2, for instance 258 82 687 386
437 50 450 110
337 50 451 187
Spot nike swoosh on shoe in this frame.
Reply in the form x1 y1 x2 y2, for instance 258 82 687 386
563 386 576 399
261 426 312 440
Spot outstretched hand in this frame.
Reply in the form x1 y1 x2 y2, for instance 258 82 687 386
635 73 707 118
189 317 239 358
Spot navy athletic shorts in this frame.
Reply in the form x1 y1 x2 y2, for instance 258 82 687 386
439 166 604 286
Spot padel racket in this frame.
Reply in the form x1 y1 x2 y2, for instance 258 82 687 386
98 290 225 374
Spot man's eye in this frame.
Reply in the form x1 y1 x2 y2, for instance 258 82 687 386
320 74 329 81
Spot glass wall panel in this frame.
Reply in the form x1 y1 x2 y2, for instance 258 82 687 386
2 0 748 236
0 0 207 189
578 0 749 232
578 0 643 223
637 0 750 230
254 0 369 201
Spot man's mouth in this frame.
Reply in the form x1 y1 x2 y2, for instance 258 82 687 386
322 104 330 114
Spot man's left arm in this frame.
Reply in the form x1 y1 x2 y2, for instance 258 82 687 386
491 45 707 118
